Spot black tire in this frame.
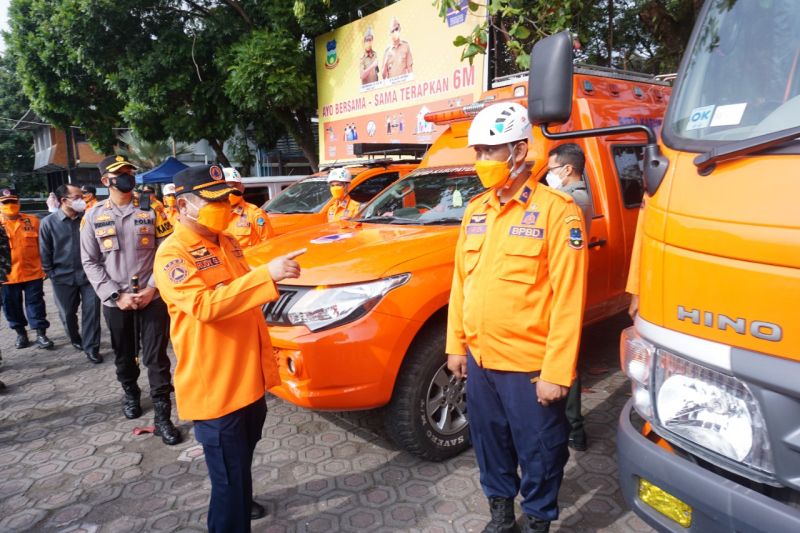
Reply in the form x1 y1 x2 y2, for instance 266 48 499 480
385 327 471 461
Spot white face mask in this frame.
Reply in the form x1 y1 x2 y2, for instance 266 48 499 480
70 198 87 213
545 170 564 189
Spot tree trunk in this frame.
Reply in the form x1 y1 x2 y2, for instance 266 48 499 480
208 138 231 166
275 108 319 173
607 0 614 67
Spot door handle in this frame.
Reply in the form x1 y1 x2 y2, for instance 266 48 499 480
588 239 607 249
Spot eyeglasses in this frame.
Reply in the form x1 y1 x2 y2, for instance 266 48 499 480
548 164 567 172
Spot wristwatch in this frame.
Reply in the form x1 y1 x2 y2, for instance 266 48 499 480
109 291 120 303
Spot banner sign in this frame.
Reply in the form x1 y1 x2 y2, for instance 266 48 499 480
315 0 487 163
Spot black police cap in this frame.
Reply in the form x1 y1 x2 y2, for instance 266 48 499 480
98 155 137 176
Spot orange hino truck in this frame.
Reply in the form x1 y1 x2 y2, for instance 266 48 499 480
247 67 670 461
526 3 800 532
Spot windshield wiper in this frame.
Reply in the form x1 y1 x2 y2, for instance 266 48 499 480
694 125 800 174
421 217 463 225
358 216 416 225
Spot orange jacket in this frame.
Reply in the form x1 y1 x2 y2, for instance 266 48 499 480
446 177 588 386
227 200 274 249
2 214 44 284
153 222 280 420
326 198 361 222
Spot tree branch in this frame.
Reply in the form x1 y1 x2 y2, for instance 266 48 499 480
223 0 254 29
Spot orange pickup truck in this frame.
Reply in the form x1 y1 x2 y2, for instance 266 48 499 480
247 66 671 460
264 161 418 236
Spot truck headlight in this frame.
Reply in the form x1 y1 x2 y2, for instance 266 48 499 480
654 350 775 476
287 273 410 332
621 327 655 420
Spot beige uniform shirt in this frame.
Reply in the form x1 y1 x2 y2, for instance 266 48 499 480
383 41 413 78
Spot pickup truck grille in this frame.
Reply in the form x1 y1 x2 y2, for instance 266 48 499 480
262 286 302 325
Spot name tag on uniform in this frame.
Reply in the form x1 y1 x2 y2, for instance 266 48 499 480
195 256 222 271
466 224 487 234
509 226 544 239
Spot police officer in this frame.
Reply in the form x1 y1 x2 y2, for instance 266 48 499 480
81 185 98 211
382 17 413 78
223 167 274 248
39 184 102 364
162 183 179 225
326 168 360 222
153 164 304 532
360 26 379 84
447 103 588 533
0 221 11 391
0 188 54 350
546 143 594 452
80 155 181 445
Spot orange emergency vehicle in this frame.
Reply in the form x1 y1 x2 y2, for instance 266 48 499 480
264 160 418 235
247 67 670 461
527 6 800 529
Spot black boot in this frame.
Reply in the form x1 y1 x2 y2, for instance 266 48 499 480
121 383 142 419
14 328 30 349
521 515 550 533
483 497 520 533
153 397 182 445
0 379 6 392
35 329 54 350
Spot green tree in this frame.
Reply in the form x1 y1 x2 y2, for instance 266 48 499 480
116 130 190 171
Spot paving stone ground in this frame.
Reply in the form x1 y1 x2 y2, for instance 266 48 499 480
0 286 654 532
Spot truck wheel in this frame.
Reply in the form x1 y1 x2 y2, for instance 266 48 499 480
385 329 470 461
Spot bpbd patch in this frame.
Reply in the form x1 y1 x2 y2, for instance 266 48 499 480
568 228 584 249
509 226 544 239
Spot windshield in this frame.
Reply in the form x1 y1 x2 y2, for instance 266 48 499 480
263 178 331 214
667 0 800 144
359 170 484 225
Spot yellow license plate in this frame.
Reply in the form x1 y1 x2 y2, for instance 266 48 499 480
638 478 692 528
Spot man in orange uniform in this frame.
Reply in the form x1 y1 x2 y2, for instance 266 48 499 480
0 188 54 349
223 167 274 248
81 185 98 211
154 164 304 532
447 103 588 533
161 183 179 225
326 168 360 222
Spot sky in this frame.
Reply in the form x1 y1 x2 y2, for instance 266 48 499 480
0 0 9 51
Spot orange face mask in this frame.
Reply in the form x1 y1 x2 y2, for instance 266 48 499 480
164 195 176 207
330 185 346 200
186 198 231 233
1 203 20 217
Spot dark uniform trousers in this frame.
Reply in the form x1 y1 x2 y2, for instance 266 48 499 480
194 396 268 533
2 278 49 331
102 297 172 397
52 281 101 350
466 352 570 522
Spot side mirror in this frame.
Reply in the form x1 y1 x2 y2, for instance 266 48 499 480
528 31 574 125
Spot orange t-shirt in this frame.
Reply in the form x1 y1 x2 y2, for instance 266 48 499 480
446 176 588 386
2 214 44 284
153 222 280 420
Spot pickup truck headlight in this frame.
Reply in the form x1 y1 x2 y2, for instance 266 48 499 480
654 350 775 477
287 273 410 332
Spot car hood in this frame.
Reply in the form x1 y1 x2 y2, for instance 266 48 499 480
245 221 459 285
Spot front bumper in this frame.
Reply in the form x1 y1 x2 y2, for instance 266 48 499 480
267 310 419 411
617 400 800 532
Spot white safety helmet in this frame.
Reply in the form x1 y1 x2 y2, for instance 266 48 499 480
223 167 242 183
467 102 532 147
162 183 176 195
327 167 353 183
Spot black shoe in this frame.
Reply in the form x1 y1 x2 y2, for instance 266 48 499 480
568 433 587 452
86 350 103 364
250 501 267 520
71 338 83 351
153 398 182 445
121 383 142 419
0 380 6 392
35 329 54 350
521 515 550 533
483 497 519 533
15 330 30 349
